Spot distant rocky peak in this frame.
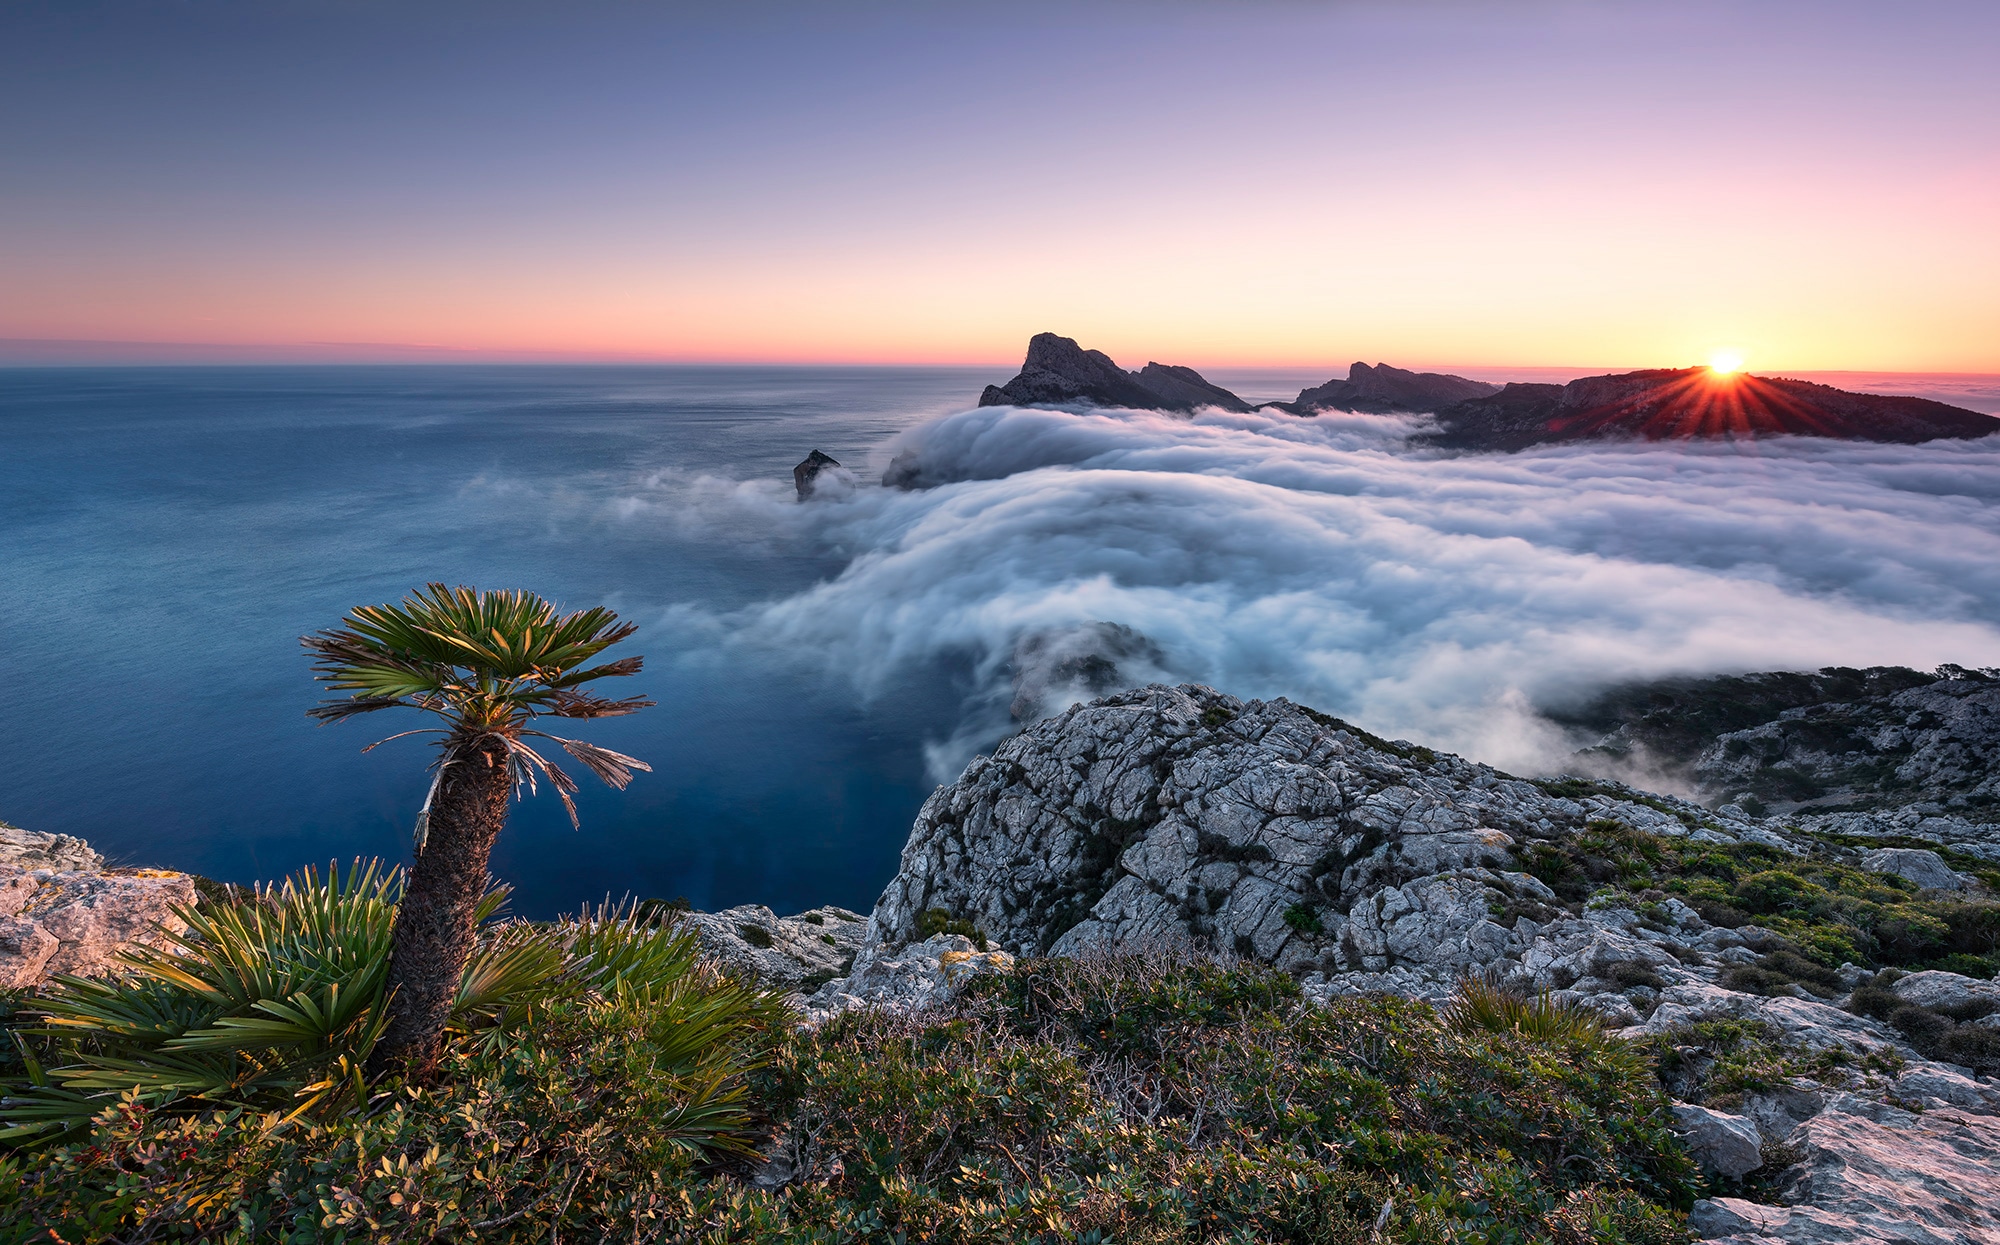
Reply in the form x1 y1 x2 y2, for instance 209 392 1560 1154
978 332 1251 414
1286 362 1501 415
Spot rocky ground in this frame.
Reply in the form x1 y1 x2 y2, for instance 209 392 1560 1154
1548 664 2000 829
0 824 197 988
799 683 2000 1245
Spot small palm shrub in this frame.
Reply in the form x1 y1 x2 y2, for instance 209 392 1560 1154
0 861 781 1151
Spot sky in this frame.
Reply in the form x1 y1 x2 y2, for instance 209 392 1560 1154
3 1 1997 371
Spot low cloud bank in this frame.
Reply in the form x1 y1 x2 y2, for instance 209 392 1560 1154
636 404 2000 781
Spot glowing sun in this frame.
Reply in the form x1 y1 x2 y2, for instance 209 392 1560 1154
1708 349 1745 376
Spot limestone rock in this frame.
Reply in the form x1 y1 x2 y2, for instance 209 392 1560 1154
0 865 198 983
0 824 104 872
859 683 1772 996
1890 970 2000 1014
1860 848 1966 891
681 903 867 993
1768 1093 2000 1243
1552 665 2000 829
1672 1102 1765 1179
0 918 61 989
800 933 1013 1024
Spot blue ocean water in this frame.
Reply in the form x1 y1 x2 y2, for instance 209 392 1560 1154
0 366 1003 916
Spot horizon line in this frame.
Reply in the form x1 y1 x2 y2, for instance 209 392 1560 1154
2 337 1997 379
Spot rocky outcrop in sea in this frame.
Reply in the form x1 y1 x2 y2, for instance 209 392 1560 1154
1278 361 1499 414
799 683 2000 1244
1428 368 1998 450
973 332 1252 415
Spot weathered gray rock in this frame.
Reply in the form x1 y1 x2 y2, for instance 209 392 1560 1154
860 683 1768 1006
1890 969 2000 1014
0 865 198 984
835 681 2000 1242
1673 1102 1765 1178
1860 848 1967 891
800 933 1014 1024
0 824 104 872
681 903 867 993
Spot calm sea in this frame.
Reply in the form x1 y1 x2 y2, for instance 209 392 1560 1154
2 365 1996 917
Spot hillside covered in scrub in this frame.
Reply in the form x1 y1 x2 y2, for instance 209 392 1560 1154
5 679 2000 1243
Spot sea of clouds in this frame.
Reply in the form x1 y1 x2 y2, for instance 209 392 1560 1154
641 403 2000 782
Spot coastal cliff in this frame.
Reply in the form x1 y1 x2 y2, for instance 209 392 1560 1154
1429 368 1999 450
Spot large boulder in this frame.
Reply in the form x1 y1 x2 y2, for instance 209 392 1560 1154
1890 970 2000 1014
1672 1102 1765 1179
1860 848 1966 891
858 682 1770 1016
800 933 1014 1025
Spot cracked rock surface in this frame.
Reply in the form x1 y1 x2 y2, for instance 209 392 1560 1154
860 683 1785 1003
680 903 868 994
0 858 196 988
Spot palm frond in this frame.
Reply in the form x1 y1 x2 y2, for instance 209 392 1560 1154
539 688 656 718
528 733 654 789
301 584 651 828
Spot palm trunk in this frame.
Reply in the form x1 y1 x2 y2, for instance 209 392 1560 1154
372 732 513 1078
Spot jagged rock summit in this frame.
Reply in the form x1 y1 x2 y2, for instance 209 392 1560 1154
1279 361 1499 414
859 682 1786 992
1429 368 1998 450
977 332 1253 414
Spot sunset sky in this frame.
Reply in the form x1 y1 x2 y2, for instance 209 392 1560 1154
3 1 1997 370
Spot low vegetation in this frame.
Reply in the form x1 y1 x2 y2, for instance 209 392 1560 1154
1518 818 2000 984
4 938 1700 1243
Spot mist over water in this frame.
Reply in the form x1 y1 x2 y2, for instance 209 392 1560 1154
2 365 1995 916
658 401 2000 784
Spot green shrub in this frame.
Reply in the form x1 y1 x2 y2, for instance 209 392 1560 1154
1 861 768 1148
1518 822 2000 977
4 954 1693 1242
915 907 987 950
1 989 784 1243
1282 902 1325 934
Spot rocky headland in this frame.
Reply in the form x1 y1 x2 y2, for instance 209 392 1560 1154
1427 368 1998 450
0 823 197 989
1277 361 1500 414
962 333 1999 453
1549 664 2000 828
974 332 1253 414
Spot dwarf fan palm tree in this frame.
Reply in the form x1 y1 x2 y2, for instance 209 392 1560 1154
303 583 652 1075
